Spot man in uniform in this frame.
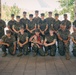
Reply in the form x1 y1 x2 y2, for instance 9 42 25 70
62 14 71 30
57 22 70 60
0 13 6 39
17 26 29 57
20 11 29 31
26 14 36 51
71 23 76 56
8 14 16 34
29 29 45 56
44 28 56 56
46 11 54 33
1 30 16 57
33 10 41 29
38 13 48 39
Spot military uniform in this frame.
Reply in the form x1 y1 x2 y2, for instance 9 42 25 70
18 32 28 55
71 31 76 56
45 34 56 56
0 19 6 38
57 29 70 56
2 35 16 55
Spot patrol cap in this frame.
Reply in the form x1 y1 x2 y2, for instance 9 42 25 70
6 30 11 34
55 13 59 16
29 14 33 17
23 11 27 14
35 10 39 13
64 14 67 17
48 11 52 14
11 14 14 17
16 16 20 18
41 13 45 16
35 29 40 32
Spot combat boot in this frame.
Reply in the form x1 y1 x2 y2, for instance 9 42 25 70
65 53 70 60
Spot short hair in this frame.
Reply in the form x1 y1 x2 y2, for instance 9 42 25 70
16 16 20 18
29 14 33 17
41 13 45 16
11 14 14 17
48 11 52 14
23 11 27 14
55 13 59 16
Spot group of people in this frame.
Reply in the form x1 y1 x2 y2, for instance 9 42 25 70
0 10 76 60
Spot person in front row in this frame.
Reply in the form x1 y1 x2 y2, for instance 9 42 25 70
29 29 45 57
17 26 29 57
44 28 56 56
1 30 16 57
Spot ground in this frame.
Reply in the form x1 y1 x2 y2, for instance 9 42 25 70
0 46 76 75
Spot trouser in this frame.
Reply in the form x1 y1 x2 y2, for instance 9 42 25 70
32 45 45 56
72 43 76 57
2 45 15 55
45 44 56 56
58 40 70 56
18 44 28 55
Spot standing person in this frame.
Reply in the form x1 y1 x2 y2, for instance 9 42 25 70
62 14 71 30
44 28 56 56
8 14 16 34
71 23 76 57
57 22 70 60
46 11 54 33
26 14 36 51
1 30 16 57
29 29 45 56
17 26 29 57
33 10 41 29
20 11 29 31
0 13 6 39
38 13 48 40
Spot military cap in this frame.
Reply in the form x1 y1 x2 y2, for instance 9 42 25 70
35 29 40 32
64 14 67 16
16 16 20 18
11 14 14 17
23 11 27 14
29 14 33 17
41 13 45 16
55 13 59 16
6 30 11 34
35 10 39 13
48 11 52 14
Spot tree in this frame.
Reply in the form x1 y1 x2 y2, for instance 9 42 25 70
59 0 75 21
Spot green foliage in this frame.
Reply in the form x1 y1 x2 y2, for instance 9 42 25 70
59 0 75 21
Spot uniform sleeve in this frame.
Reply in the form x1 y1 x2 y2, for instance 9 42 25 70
2 21 6 28
1 36 6 42
26 33 29 39
12 36 16 44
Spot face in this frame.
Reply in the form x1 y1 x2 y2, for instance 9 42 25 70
49 30 54 35
61 25 66 30
55 16 59 19
16 18 20 22
35 13 38 17
7 33 11 37
23 14 26 18
29 17 33 20
11 16 14 20
41 16 44 19
48 14 52 17
35 32 40 36
64 16 67 20
20 29 24 33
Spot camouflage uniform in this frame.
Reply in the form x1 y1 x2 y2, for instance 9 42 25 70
0 20 6 38
45 34 56 56
2 35 16 55
18 32 28 55
71 32 76 56
32 35 45 56
57 29 70 56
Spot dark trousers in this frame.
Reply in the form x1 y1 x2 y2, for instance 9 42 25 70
45 44 56 56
